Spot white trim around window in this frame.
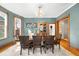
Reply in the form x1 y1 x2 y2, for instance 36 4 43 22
0 11 7 39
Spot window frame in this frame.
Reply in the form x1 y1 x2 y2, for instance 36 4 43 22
0 10 8 40
14 17 22 36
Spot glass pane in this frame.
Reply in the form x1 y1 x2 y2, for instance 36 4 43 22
0 11 7 39
0 20 4 38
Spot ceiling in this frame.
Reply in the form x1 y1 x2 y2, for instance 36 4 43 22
0 3 76 18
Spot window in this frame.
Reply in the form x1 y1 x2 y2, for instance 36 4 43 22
49 24 55 35
14 17 21 36
0 11 7 39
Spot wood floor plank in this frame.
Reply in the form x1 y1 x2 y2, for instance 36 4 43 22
60 40 79 56
0 41 16 53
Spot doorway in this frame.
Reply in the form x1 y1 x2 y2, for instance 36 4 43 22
58 16 70 41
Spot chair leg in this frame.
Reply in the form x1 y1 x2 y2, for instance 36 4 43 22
33 47 35 54
59 42 60 49
28 48 29 55
59 44 60 49
52 46 54 53
43 46 45 54
44 47 46 54
20 47 22 55
40 47 42 54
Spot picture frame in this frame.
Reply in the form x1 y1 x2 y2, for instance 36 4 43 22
26 23 37 28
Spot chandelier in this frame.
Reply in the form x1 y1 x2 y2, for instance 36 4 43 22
36 5 44 17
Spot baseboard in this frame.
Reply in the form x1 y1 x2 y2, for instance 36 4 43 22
60 46 75 56
0 40 16 53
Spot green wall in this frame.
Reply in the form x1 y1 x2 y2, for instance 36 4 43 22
24 18 56 23
57 3 79 48
24 18 56 35
0 6 24 47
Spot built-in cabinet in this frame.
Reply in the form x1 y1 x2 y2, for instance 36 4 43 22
38 22 49 36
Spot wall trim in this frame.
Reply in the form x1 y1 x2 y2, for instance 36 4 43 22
0 40 16 53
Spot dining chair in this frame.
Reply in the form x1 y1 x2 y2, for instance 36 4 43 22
32 36 42 54
44 36 54 53
19 36 33 55
54 34 62 49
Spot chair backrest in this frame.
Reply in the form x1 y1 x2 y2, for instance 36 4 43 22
57 34 62 39
54 34 62 44
44 36 54 45
43 36 48 41
19 36 29 49
33 36 42 45
49 36 55 40
19 36 29 43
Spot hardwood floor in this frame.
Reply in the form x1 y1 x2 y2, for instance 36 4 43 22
0 41 16 53
60 39 79 56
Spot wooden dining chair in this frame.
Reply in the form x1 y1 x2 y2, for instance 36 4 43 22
19 36 33 55
32 36 42 54
44 36 54 53
54 34 62 49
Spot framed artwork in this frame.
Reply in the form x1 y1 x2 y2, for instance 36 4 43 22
26 23 32 28
26 23 37 28
33 23 37 28
25 23 37 35
0 11 7 40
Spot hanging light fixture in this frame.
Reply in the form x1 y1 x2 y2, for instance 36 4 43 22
36 5 44 18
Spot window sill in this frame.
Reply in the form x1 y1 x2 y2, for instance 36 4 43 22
0 37 7 40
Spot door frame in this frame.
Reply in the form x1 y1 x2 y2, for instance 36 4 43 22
56 16 70 45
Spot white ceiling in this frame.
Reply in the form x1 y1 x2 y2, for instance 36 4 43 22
0 3 76 18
